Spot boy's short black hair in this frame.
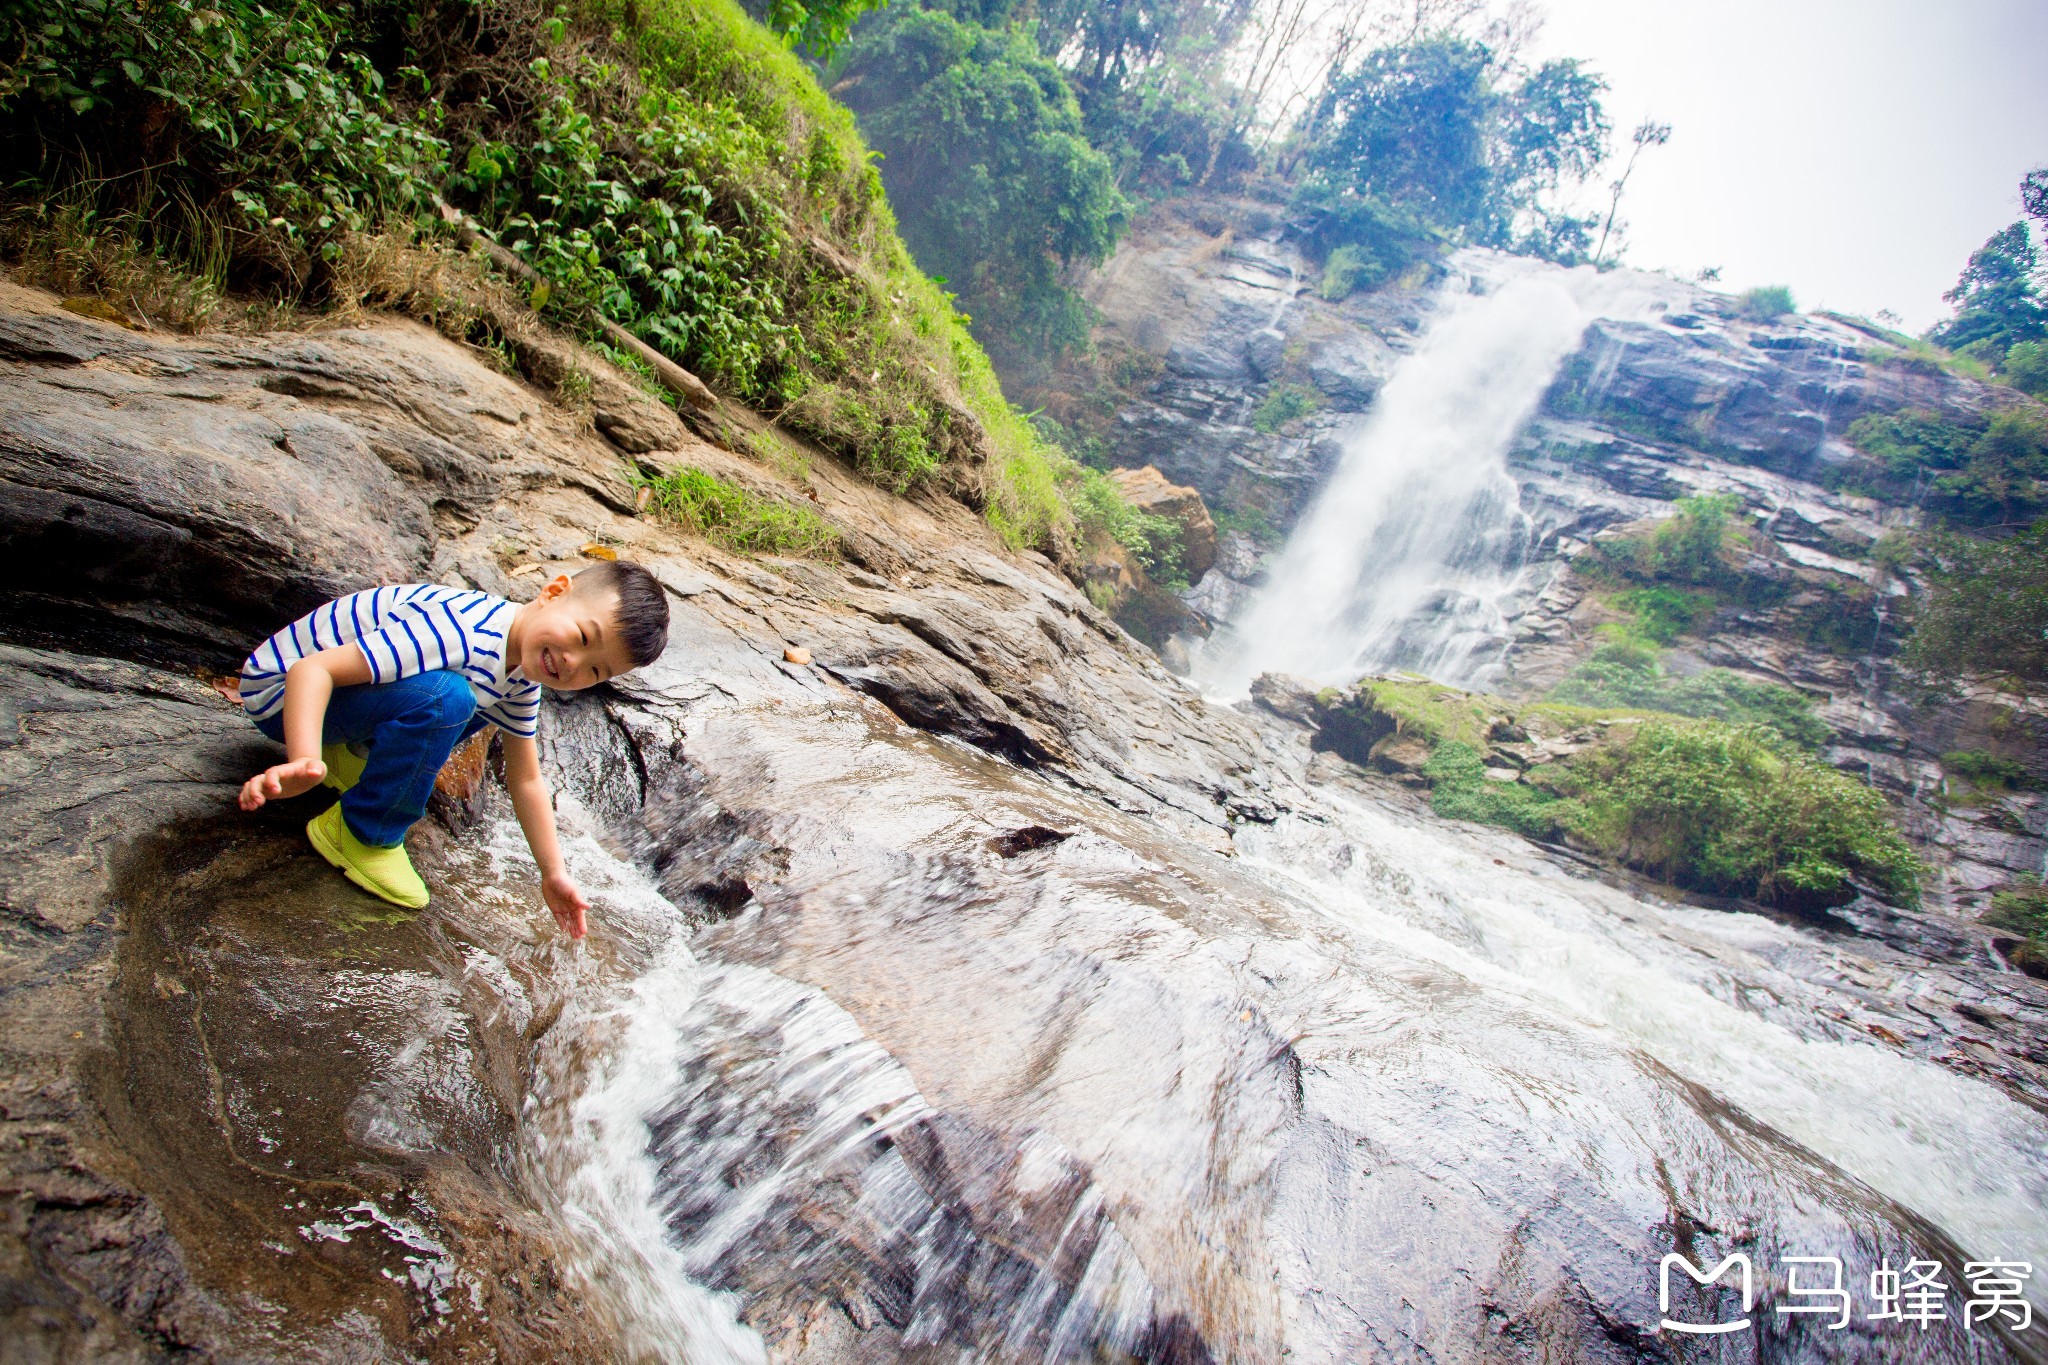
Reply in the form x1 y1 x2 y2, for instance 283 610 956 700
570 560 670 668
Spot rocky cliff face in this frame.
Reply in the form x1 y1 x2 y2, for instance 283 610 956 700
5 276 2046 1363
1062 197 2048 923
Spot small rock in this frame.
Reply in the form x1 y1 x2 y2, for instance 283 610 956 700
1368 734 1432 774
784 646 813 666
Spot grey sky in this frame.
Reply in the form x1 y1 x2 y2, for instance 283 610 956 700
1530 0 2048 330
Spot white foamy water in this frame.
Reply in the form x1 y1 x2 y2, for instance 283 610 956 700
1235 793 2048 1295
1197 255 1676 696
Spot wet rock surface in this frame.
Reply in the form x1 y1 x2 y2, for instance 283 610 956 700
4 277 2047 1363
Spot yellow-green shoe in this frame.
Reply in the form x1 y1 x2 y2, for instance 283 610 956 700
306 804 429 909
321 742 368 794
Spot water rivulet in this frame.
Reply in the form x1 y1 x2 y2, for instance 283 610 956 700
3 283 2044 1361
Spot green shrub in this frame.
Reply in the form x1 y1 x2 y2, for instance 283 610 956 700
1987 879 2048 939
1613 585 1713 644
1070 468 1187 586
1596 493 1746 586
1843 406 2048 526
637 466 838 554
1559 722 1920 907
1740 284 1796 321
1986 878 2048 975
1942 749 2031 790
1319 245 1371 302
1251 384 1322 434
2005 341 2048 398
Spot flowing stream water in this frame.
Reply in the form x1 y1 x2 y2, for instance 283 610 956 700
1196 253 1683 696
471 675 2048 1362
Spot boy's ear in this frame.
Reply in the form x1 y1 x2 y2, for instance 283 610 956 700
539 573 572 601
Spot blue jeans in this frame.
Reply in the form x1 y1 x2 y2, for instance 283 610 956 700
255 670 485 847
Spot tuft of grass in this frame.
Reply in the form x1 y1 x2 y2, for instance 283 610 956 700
1251 383 1321 434
636 466 838 555
1739 284 1796 321
1943 749 2031 791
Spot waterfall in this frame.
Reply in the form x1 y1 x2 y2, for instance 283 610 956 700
1195 254 1672 697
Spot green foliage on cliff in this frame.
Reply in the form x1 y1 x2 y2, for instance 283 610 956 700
1070 468 1186 585
1251 383 1322 433
1611 586 1713 643
1902 517 2048 696
1845 407 2048 527
1550 645 1829 748
1943 749 2031 791
832 7 1129 368
2006 341 2048 399
0 0 1097 554
1984 878 2048 976
1331 679 1918 908
1557 723 1921 907
1592 493 1758 587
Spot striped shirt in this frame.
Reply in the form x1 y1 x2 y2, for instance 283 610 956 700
239 584 542 738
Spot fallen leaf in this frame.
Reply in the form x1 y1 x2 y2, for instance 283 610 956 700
784 646 813 666
509 563 543 577
581 543 618 560
634 485 653 513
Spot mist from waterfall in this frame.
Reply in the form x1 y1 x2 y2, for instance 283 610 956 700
1195 255 1675 698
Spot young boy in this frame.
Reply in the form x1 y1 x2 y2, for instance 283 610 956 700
233 561 670 938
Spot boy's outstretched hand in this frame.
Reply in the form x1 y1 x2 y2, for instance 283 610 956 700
542 870 589 940
239 757 327 812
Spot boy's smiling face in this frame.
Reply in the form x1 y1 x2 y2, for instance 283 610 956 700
509 575 639 690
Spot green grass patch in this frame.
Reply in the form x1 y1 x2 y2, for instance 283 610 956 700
1550 643 1829 748
1425 742 1573 840
637 466 838 555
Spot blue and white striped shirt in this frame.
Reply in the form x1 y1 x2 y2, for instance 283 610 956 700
239 584 542 739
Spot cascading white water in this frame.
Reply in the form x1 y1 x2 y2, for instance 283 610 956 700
1196 254 1676 697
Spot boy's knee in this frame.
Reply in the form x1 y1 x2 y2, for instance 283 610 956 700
413 670 477 728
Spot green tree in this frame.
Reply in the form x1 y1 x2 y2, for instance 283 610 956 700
1928 221 2046 356
1903 517 2048 697
1292 35 1609 282
835 7 1129 365
750 0 892 57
